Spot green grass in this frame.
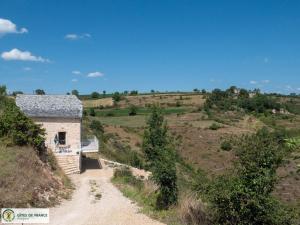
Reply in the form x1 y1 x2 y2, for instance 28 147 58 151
94 107 191 117
93 115 146 127
112 168 182 225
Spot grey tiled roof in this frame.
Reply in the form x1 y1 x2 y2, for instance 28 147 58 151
16 94 83 118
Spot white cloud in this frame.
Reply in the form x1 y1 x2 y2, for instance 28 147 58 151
250 80 258 84
0 18 28 35
65 33 91 40
1 48 49 62
23 67 31 71
87 71 104 78
71 78 78 82
72 70 81 75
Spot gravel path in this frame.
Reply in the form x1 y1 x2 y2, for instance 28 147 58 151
41 166 164 225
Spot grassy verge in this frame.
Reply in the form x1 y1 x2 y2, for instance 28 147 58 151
111 167 183 225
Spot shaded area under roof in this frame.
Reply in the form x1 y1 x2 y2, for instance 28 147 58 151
16 94 83 119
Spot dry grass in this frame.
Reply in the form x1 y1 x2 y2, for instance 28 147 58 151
117 94 205 108
178 193 211 225
0 146 72 207
83 97 114 108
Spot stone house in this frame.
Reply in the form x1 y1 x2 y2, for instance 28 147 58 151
16 94 98 174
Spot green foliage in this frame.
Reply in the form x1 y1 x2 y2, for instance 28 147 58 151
35 89 45 95
0 98 46 155
91 91 100 99
130 90 138 96
71 89 79 97
143 105 178 209
128 104 137 116
112 92 121 102
220 140 232 151
90 120 104 134
89 108 96 116
285 137 300 150
206 128 297 225
204 87 283 115
0 85 6 97
113 167 144 189
12 91 23 96
209 123 222 130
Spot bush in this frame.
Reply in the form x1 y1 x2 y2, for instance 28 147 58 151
128 105 137 116
90 120 104 134
220 140 232 151
113 167 144 189
0 99 46 155
129 151 144 169
206 129 298 225
209 123 222 130
112 92 121 102
89 108 96 117
91 91 100 99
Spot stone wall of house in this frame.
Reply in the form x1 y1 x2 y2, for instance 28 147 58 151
33 117 81 154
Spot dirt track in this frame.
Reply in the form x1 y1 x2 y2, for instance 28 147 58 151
39 162 164 225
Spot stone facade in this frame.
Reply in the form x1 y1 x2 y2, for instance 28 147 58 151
33 117 82 155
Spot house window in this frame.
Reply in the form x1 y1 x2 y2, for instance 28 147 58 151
58 132 66 145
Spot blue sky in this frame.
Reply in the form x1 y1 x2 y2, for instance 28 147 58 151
0 0 300 94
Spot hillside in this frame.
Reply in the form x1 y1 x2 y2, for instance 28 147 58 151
0 95 72 208
82 90 300 223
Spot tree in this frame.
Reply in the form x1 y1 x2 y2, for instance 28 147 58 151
12 91 23 96
128 105 137 116
207 128 296 225
90 120 104 135
238 88 249 98
102 90 106 97
71 89 79 97
91 91 100 99
35 89 45 95
130 90 138 96
142 106 178 209
112 92 121 102
0 85 7 97
151 89 155 93
193 88 199 92
201 89 207 94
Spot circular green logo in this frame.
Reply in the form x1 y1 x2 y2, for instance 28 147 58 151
2 209 15 222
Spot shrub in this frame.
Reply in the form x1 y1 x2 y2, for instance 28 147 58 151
220 140 232 151
89 108 96 117
209 123 221 130
0 99 46 155
113 167 144 189
112 92 121 102
128 105 137 116
91 91 100 99
129 151 144 169
207 129 298 225
90 120 104 134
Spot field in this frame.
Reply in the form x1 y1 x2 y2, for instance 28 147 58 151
82 93 205 109
83 93 300 207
